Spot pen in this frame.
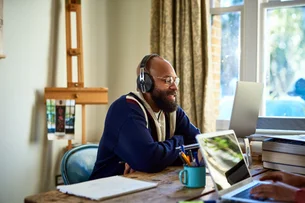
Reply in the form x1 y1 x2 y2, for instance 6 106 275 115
180 151 192 166
180 145 185 153
176 143 199 151
193 151 200 166
188 150 194 162
178 153 187 165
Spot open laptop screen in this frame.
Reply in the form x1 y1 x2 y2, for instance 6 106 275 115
196 130 251 192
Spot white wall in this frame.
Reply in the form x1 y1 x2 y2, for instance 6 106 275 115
104 0 151 102
0 0 150 202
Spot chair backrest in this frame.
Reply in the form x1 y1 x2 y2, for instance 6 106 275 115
60 144 98 185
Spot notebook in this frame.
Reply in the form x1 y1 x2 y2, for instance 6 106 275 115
229 81 264 138
57 176 158 201
196 130 271 202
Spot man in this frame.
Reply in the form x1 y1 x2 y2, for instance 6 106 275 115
250 171 305 203
90 54 200 179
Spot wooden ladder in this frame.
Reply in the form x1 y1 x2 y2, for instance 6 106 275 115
45 0 108 149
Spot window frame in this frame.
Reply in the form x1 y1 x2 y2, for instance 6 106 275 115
212 0 305 133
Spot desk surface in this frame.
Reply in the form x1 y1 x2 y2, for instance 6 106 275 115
24 167 213 203
24 164 267 203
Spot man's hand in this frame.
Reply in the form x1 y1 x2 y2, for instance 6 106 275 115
123 163 136 175
259 171 305 187
250 182 298 202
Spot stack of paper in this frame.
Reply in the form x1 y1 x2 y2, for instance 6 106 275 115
57 176 158 201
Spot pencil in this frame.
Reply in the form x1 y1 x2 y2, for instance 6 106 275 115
180 152 192 166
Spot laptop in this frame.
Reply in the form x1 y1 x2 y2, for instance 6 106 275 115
196 130 271 203
229 81 264 138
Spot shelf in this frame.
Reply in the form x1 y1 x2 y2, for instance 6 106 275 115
45 87 108 104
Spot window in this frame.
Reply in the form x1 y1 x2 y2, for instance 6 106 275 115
262 3 305 117
210 3 243 120
211 0 305 132
211 0 244 8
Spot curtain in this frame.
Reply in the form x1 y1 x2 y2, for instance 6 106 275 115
151 0 216 132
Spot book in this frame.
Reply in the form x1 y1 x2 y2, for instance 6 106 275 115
262 150 305 167
262 134 305 142
263 161 305 175
262 138 305 155
57 176 158 201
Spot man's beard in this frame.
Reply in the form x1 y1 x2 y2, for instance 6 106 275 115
151 88 178 113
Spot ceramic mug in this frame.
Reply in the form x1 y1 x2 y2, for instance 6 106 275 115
179 165 206 188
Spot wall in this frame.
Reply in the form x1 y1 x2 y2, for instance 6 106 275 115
104 0 151 102
0 0 150 202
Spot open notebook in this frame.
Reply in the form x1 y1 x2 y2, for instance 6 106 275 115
57 176 158 201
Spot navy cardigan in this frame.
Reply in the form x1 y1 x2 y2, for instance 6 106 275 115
90 93 200 179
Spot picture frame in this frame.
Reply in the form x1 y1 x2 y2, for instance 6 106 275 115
0 0 5 59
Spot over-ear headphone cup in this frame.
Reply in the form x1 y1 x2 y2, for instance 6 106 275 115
137 73 154 93
136 54 159 93
144 73 154 92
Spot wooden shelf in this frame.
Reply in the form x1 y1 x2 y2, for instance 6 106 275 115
0 54 6 59
45 87 108 104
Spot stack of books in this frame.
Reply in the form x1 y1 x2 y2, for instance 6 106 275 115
262 137 305 174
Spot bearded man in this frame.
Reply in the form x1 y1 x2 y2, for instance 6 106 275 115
90 54 200 179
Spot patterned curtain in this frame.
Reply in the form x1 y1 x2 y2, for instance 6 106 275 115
150 0 216 132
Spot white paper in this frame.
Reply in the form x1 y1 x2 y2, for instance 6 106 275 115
57 176 158 200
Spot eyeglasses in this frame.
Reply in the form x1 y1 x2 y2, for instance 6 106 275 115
154 76 180 86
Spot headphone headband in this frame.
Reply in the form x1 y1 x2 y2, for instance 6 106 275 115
139 54 159 70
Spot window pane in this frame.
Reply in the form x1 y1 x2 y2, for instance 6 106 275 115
211 12 241 120
212 0 243 8
264 6 305 117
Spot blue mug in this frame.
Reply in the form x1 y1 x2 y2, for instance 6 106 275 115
179 165 206 188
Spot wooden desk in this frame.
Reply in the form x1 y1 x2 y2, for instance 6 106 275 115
24 166 214 203
24 164 267 203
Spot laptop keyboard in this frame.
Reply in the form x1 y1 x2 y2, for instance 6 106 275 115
232 183 267 201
